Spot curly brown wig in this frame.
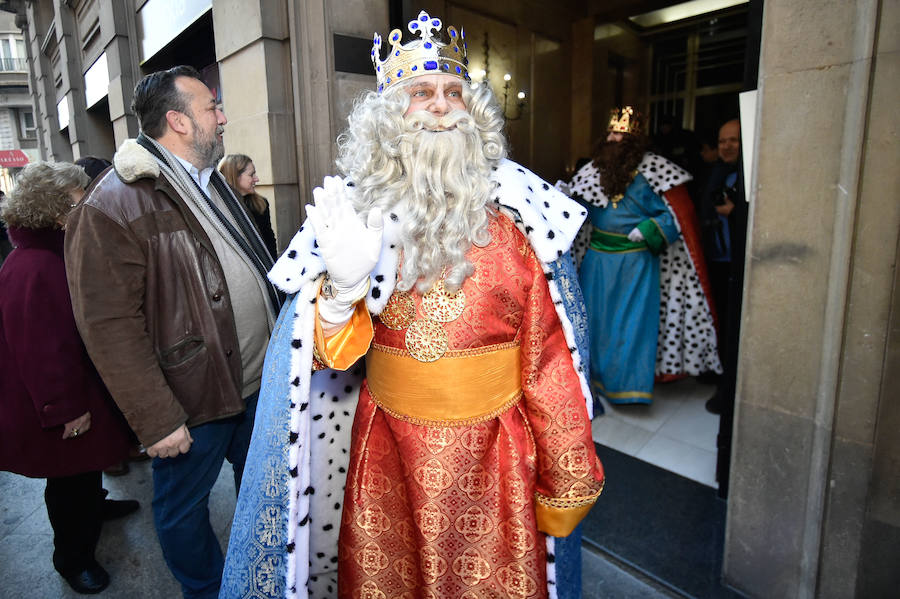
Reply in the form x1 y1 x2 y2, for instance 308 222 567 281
592 133 650 198
0 162 89 229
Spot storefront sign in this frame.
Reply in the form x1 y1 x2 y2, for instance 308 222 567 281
0 150 29 167
136 0 211 63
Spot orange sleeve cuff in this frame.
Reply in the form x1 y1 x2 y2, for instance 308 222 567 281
314 299 374 371
534 484 604 537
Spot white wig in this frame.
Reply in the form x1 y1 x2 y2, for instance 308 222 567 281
335 79 508 293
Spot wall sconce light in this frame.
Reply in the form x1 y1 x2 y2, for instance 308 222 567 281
502 73 527 121
475 32 527 121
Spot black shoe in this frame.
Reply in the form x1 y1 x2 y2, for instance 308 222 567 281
62 562 110 594
103 460 130 476
102 498 140 521
705 396 723 415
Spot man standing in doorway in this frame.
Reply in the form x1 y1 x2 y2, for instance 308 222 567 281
65 66 281 598
701 118 742 323
700 118 746 415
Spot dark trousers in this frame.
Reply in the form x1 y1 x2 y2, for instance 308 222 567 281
708 259 733 346
45 470 104 576
151 391 257 599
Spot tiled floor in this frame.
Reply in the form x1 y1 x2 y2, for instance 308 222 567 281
591 377 720 487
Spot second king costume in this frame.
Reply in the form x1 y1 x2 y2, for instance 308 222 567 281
221 11 604 599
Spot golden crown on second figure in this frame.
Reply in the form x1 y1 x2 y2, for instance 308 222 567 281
371 10 470 93
608 106 645 135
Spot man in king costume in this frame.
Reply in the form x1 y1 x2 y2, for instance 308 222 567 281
569 107 721 405
220 11 604 599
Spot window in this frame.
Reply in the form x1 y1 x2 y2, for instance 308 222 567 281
19 110 36 139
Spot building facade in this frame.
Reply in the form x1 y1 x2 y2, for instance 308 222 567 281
1 0 897 597
0 9 36 192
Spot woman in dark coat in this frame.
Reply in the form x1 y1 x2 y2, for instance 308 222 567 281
218 153 278 258
0 161 135 594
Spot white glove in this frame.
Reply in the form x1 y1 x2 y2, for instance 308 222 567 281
627 227 645 243
306 176 383 297
306 176 383 332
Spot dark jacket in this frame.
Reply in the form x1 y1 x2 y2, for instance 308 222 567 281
65 140 246 447
0 227 131 478
245 198 277 260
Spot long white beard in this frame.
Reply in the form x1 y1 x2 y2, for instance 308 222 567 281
389 109 493 293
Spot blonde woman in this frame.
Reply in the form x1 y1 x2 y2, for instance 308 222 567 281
218 154 277 258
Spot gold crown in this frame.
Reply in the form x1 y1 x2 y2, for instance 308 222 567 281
371 10 469 93
608 106 644 135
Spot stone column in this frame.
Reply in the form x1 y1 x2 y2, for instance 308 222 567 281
100 0 139 148
724 1 899 597
213 0 298 252
51 0 92 159
23 0 70 161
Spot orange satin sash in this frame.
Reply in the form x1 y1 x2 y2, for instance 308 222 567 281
365 342 522 426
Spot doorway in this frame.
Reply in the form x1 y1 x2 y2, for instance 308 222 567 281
582 1 762 596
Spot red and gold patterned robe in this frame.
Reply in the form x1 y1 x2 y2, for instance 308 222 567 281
317 214 604 598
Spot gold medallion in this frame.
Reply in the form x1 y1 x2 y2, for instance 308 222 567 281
406 319 448 362
379 290 415 330
422 280 466 323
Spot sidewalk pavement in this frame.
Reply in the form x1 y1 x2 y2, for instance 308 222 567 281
1 461 676 598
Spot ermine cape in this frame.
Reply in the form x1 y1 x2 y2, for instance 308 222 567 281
220 159 595 599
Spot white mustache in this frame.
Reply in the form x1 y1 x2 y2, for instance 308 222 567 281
404 109 474 133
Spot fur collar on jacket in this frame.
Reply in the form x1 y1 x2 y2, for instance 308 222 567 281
113 139 160 183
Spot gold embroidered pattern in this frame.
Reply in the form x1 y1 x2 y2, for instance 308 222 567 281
361 464 393 500
496 563 539 598
413 458 454 498
500 471 529 514
393 556 418 589
459 425 493 459
558 441 594 479
414 502 451 541
418 426 457 455
420 546 448 585
498 517 535 559
405 319 448 362
452 547 492 586
534 482 604 510
357 541 390 576
379 290 415 330
393 520 418 550
356 504 392 539
355 580 386 599
372 340 518 358
457 464 495 501
454 506 495 543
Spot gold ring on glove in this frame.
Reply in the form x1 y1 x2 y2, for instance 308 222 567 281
72 428 79 437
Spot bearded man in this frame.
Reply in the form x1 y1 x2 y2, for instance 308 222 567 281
221 11 603 599
66 66 280 598
569 108 721 405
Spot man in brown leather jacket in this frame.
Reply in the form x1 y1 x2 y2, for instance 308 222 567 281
65 66 280 599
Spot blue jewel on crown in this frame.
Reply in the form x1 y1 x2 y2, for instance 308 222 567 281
371 10 469 93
